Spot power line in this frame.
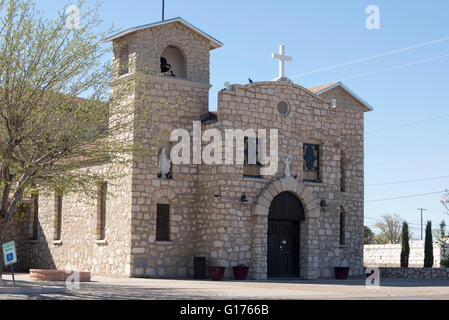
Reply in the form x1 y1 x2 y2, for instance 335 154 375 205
366 175 449 187
365 190 446 203
365 217 422 226
336 53 449 82
366 114 449 135
366 157 449 172
291 35 449 78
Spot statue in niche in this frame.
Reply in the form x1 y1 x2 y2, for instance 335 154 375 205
158 147 172 179
282 157 292 178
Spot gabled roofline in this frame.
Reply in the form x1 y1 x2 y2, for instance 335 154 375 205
102 17 223 50
312 82 373 112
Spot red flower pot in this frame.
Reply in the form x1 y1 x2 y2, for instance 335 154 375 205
208 266 225 281
232 266 249 280
334 267 350 280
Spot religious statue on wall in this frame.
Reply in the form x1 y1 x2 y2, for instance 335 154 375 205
158 147 172 179
282 157 292 178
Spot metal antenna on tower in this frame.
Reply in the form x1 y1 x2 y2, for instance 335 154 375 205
162 0 165 21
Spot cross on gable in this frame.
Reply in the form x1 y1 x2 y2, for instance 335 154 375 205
272 45 293 81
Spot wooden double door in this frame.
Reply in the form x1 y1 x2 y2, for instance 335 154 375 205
267 192 304 278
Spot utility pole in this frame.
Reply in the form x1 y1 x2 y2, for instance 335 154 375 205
418 208 428 240
162 0 165 21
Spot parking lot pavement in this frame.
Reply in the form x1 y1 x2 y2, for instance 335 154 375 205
1 273 449 300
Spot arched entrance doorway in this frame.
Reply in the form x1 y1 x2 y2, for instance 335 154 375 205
267 192 305 278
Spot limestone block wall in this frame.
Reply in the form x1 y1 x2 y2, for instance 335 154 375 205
364 241 444 268
129 75 210 278
380 267 449 280
29 163 133 277
193 81 366 279
196 120 258 279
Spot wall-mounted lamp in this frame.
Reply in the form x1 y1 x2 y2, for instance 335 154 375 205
241 194 249 206
320 200 328 210
214 192 222 200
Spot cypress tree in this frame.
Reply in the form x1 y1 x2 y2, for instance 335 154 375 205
424 221 434 268
400 222 410 268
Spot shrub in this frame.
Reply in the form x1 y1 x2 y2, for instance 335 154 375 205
400 222 410 268
424 221 434 268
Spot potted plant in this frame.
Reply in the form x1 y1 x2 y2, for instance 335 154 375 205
334 259 350 280
208 266 225 281
232 264 249 280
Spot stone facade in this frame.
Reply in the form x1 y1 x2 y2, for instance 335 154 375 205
364 241 446 268
21 163 133 276
15 18 371 280
379 267 449 280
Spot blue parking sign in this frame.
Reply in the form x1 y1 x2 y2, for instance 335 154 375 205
2 241 17 266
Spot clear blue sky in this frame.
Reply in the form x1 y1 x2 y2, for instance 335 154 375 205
36 0 449 237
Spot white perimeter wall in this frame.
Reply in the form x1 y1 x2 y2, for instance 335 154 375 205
364 241 446 267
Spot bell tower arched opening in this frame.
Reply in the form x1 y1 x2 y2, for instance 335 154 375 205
160 46 186 79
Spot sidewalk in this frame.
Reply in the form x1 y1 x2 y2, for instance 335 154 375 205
1 273 449 300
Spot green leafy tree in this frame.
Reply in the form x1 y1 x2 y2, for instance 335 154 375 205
364 226 375 244
435 220 449 268
374 214 403 244
400 222 410 268
0 0 164 283
424 221 434 268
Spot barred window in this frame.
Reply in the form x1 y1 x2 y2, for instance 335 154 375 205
303 143 320 182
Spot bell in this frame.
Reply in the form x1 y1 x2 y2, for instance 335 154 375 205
160 57 175 76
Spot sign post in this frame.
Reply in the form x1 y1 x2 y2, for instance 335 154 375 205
2 241 17 287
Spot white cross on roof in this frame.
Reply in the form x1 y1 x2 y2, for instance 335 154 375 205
272 45 293 81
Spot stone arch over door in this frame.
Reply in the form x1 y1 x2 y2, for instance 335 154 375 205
251 177 320 280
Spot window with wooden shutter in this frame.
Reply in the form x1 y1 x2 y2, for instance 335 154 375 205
340 151 346 192
54 196 62 241
156 204 170 241
97 182 107 240
30 195 39 241
340 207 346 246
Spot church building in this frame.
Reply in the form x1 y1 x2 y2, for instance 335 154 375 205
9 17 372 280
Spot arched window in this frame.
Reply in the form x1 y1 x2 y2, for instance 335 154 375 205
340 206 346 246
118 44 129 76
160 46 186 79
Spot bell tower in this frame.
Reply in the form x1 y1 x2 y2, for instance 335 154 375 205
106 17 222 84
104 18 222 278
